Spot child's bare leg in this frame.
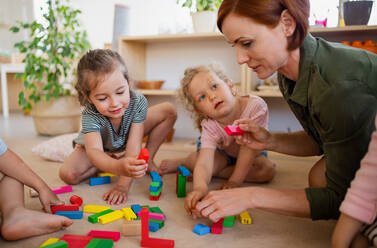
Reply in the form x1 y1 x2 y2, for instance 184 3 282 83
308 157 326 188
350 233 369 248
158 151 198 175
144 102 177 172
59 145 98 185
216 155 276 183
0 175 72 240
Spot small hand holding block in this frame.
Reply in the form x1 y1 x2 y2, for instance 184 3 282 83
138 148 150 162
224 125 244 136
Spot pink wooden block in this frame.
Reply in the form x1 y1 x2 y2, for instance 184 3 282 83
88 230 120 241
53 185 72 194
137 211 165 220
224 125 244 136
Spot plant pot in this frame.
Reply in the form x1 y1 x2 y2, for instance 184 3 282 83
343 1 373 25
31 96 81 136
191 11 217 33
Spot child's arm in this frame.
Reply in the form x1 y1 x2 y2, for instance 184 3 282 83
0 149 62 213
84 132 146 177
332 213 363 248
184 148 215 218
221 146 258 189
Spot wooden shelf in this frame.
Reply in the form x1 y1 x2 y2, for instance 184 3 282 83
120 32 224 43
135 89 176 96
309 25 377 33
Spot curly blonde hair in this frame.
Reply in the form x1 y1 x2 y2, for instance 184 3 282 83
177 64 233 131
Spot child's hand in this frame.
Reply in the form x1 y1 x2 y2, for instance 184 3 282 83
219 180 241 190
38 187 64 213
234 119 272 151
119 157 148 178
184 189 207 219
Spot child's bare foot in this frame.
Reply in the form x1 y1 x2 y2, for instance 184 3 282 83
147 160 158 173
1 207 73 240
158 159 183 175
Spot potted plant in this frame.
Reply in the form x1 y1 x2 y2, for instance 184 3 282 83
10 0 91 135
177 0 222 32
341 0 374 25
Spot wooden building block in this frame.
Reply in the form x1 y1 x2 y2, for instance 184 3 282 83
177 166 191 177
211 218 224 234
239 210 252 224
51 205 79 214
89 176 111 186
88 209 114 224
40 240 67 248
52 185 73 194
131 204 142 215
122 207 137 221
54 211 83 219
177 174 186 198
59 234 92 248
83 205 111 213
97 172 116 177
98 210 124 224
193 224 211 236
138 148 150 162
40 237 59 247
224 125 244 136
149 207 164 215
85 238 113 248
223 215 236 227
122 220 141 236
88 230 120 241
69 195 83 206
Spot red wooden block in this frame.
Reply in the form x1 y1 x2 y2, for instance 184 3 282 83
51 204 79 214
60 234 92 248
211 218 224 234
150 192 161 201
138 148 150 162
141 237 175 248
224 125 244 136
141 207 149 242
88 230 120 241
70 195 83 206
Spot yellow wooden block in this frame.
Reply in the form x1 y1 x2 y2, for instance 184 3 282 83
98 210 124 224
122 207 137 221
98 172 116 177
40 237 59 247
83 205 111 213
239 210 252 224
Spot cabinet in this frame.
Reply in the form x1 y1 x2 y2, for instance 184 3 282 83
118 25 377 143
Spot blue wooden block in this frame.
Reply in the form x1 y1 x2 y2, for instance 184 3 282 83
149 185 162 192
150 171 162 182
177 166 191 177
55 210 83 219
89 176 111 186
193 224 211 235
149 221 160 232
131 204 142 215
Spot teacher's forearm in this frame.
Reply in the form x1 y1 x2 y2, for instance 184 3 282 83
270 131 321 156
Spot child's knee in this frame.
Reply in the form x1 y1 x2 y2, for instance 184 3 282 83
162 102 177 121
59 167 80 185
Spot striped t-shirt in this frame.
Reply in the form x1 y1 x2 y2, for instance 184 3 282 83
74 90 148 153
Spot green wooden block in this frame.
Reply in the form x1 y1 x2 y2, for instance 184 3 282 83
85 238 113 248
135 217 141 220
149 218 164 228
42 241 68 248
177 174 186 197
150 187 162 196
223 215 236 227
88 209 114 223
149 207 164 215
150 181 161 187
140 205 149 209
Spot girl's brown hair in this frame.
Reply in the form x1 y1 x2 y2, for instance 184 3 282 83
217 0 310 50
177 64 232 130
76 49 130 107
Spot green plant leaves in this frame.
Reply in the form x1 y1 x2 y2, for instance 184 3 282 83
10 0 91 111
177 0 222 12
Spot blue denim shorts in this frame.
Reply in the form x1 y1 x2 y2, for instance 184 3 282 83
196 136 267 165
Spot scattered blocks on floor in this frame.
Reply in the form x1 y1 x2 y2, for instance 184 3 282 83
83 205 111 213
149 207 164 215
51 204 79 214
177 166 191 177
149 221 160 232
40 240 68 248
224 125 244 136
122 207 137 221
131 204 142 215
40 237 59 247
69 195 83 206
52 185 73 194
122 220 141 236
193 224 211 236
223 215 236 227
149 171 163 201
150 218 164 229
97 172 116 177
89 176 111 186
88 209 114 224
88 230 120 241
240 210 252 224
211 218 224 234
55 210 83 219
177 173 186 198
98 210 124 224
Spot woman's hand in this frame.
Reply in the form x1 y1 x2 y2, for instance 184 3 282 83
234 119 273 151
184 188 207 219
119 157 148 178
38 187 64 213
218 180 242 190
195 187 254 223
